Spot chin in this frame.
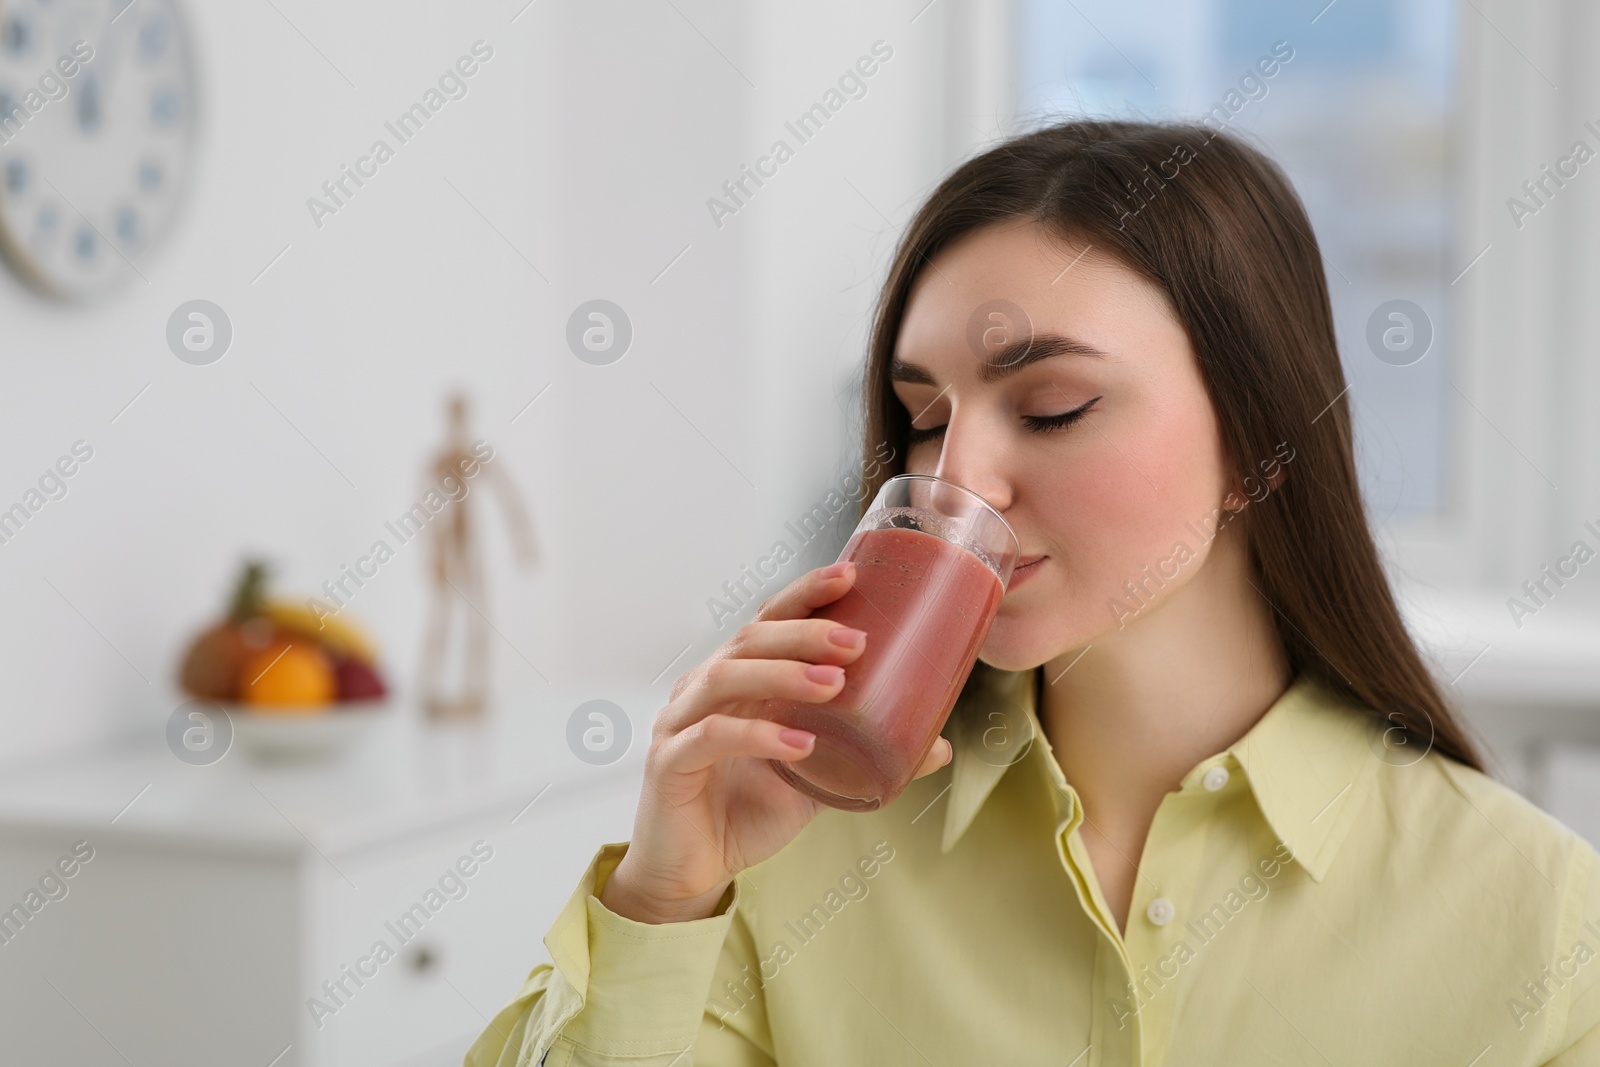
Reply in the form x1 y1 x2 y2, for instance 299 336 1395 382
978 624 1061 673
976 650 1041 674
981 600 1106 673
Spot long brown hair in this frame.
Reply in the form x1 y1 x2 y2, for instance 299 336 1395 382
854 118 1486 773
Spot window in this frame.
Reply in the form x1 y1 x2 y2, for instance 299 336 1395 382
1014 0 1460 522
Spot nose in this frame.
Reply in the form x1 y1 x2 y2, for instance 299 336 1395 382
931 412 1013 514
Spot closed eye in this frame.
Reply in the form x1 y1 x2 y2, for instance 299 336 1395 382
906 395 1101 444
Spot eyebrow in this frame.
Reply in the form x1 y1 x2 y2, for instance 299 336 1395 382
890 332 1108 387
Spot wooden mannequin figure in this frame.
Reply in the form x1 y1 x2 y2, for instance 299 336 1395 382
417 393 538 721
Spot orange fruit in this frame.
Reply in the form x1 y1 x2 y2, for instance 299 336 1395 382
240 641 335 711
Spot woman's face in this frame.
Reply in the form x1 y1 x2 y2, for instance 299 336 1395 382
891 217 1241 671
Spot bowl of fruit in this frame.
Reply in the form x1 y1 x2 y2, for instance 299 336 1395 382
178 560 391 762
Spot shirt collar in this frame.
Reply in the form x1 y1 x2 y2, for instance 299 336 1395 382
938 662 1381 883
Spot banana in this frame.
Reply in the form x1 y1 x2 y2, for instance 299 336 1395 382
262 599 378 664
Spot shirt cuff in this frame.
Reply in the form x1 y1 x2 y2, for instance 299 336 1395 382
549 842 741 1058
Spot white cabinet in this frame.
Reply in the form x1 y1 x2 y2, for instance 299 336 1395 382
0 698 647 1067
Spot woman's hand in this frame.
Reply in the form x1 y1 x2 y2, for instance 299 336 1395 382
598 560 954 925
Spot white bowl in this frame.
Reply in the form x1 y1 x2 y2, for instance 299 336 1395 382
223 699 389 763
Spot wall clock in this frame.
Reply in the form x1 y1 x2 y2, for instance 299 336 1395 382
0 0 196 302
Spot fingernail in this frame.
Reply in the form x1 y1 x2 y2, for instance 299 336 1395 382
805 663 845 685
820 561 850 578
779 728 815 749
828 626 866 649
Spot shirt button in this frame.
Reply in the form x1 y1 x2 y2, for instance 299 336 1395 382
1146 898 1175 926
1203 766 1230 791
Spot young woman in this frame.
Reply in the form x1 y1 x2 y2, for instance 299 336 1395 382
467 121 1600 1065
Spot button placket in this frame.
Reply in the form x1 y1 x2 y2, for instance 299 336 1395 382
1118 789 1212 1054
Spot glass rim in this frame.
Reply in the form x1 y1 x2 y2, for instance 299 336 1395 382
878 473 1020 554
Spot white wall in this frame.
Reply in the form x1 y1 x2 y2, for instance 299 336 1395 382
0 0 995 768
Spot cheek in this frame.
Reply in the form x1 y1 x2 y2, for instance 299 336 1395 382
1045 403 1229 597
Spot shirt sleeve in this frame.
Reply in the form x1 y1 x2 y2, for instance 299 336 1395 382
462 842 777 1067
1539 835 1600 1067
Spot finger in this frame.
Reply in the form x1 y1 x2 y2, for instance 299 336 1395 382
660 656 846 732
910 737 953 780
752 562 858 623
724 617 868 668
657 713 816 778
710 656 848 704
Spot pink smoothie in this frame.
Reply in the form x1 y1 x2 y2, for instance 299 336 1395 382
765 525 1005 810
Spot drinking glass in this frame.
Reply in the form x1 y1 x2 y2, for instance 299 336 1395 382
763 473 1019 810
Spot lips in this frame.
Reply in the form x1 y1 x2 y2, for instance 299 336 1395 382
1007 554 1047 590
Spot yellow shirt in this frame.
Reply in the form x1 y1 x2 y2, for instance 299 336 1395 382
465 664 1600 1066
